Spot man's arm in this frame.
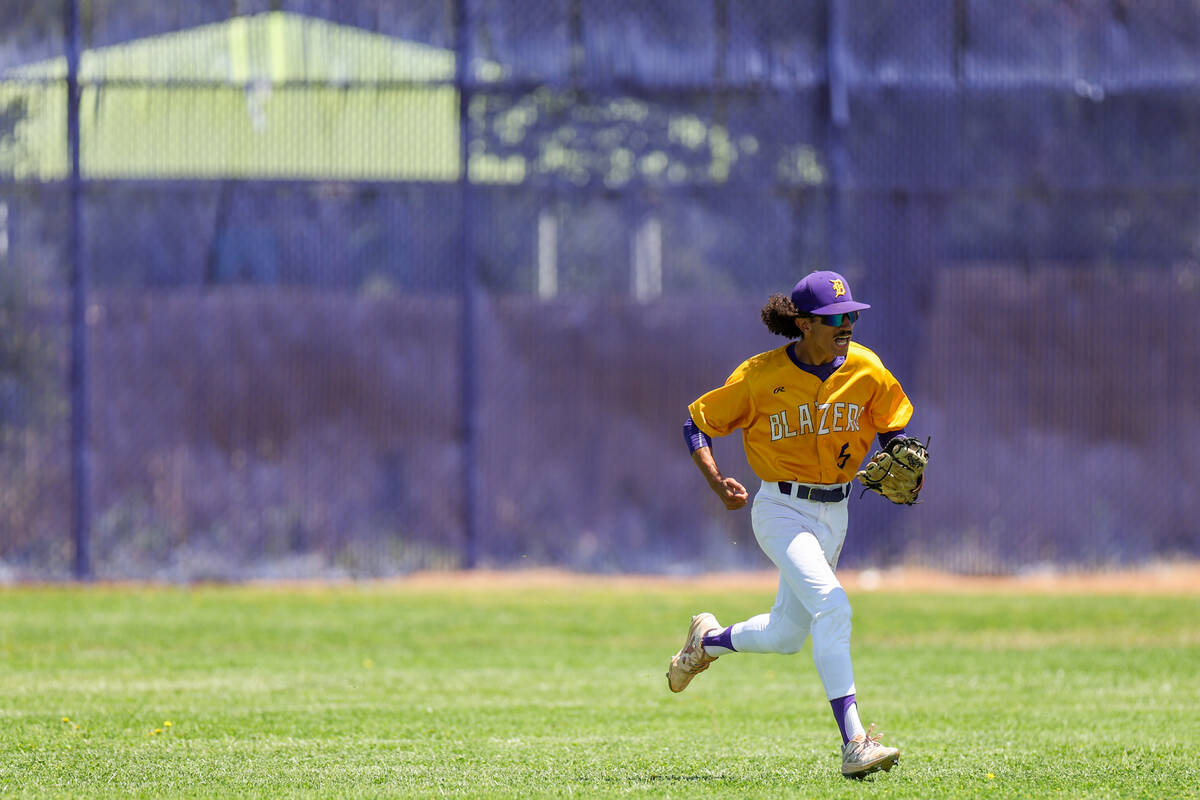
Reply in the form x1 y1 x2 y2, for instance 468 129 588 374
684 416 748 510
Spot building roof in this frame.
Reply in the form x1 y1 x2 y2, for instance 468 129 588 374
0 12 521 182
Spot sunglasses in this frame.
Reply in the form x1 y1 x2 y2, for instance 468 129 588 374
818 311 860 327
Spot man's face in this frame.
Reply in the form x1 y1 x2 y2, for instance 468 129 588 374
804 312 857 357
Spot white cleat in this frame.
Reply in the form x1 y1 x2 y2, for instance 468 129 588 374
666 612 722 693
841 726 901 779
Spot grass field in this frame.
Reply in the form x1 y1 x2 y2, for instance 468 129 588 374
0 577 1197 799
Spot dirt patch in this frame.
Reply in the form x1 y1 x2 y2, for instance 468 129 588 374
391 564 1200 594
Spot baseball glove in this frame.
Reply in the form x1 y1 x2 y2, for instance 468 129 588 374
855 436 929 505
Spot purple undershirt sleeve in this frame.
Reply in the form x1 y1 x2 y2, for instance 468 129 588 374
878 429 906 449
683 416 713 454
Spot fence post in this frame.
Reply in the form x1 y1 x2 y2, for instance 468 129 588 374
825 0 850 271
66 0 92 580
455 0 479 569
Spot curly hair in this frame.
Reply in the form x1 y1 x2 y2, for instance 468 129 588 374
761 293 807 339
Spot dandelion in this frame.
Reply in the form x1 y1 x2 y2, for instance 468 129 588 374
987 773 995 780
163 721 173 728
61 717 70 723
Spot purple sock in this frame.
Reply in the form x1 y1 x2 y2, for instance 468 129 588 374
830 694 856 745
701 627 735 653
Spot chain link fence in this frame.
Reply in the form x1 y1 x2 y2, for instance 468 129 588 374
2 1 1199 579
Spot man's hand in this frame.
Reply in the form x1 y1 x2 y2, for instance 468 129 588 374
691 446 749 510
710 476 749 510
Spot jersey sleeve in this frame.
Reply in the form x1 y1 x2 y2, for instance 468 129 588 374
687 369 757 438
868 368 914 433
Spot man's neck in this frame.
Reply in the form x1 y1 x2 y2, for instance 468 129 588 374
791 340 836 366
787 342 845 382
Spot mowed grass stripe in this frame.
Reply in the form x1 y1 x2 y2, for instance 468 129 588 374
0 584 1195 798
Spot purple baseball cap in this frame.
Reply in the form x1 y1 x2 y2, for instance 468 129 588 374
790 270 871 315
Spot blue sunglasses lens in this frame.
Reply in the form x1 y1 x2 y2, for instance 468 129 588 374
821 311 859 326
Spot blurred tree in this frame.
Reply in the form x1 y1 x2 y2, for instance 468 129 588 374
0 0 63 69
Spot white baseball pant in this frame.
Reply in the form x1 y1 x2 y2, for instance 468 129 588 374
729 479 856 700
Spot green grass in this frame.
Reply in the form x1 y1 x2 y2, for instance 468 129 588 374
0 582 1197 798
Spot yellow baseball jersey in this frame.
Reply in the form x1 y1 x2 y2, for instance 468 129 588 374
688 342 913 484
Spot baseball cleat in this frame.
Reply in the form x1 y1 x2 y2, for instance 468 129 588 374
841 726 900 779
666 612 722 693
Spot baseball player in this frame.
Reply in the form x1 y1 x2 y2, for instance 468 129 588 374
667 269 925 779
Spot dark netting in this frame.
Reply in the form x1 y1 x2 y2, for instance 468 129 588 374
1 0 1199 579
0 183 73 577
